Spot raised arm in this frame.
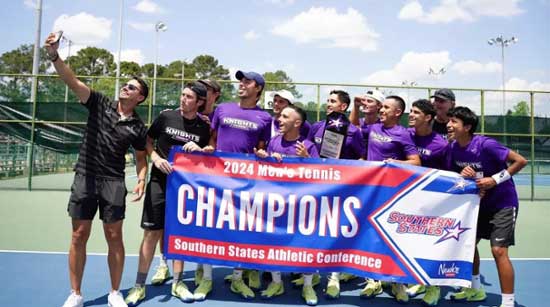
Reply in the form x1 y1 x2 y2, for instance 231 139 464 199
44 32 91 103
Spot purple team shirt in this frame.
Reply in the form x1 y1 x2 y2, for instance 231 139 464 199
308 120 365 160
408 128 448 169
211 102 272 153
267 134 319 158
448 135 517 210
366 123 418 161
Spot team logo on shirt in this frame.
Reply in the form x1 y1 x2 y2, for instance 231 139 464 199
370 132 393 143
417 147 432 157
387 211 470 244
222 118 260 131
165 127 201 143
454 161 482 170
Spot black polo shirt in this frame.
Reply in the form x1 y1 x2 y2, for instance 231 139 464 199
73 90 147 179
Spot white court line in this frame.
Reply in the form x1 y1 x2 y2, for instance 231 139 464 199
1 249 549 261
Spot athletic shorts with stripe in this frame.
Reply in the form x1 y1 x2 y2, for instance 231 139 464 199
477 206 517 247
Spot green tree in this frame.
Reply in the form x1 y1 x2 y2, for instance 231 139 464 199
263 70 301 99
510 100 530 116
68 47 114 76
119 61 142 77
0 44 49 103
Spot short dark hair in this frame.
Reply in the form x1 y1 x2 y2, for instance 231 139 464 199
286 104 307 127
132 76 149 104
412 99 436 121
448 106 478 135
386 95 406 116
184 81 207 113
329 90 351 111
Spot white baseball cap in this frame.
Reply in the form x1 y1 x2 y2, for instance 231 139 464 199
364 89 385 103
273 89 294 104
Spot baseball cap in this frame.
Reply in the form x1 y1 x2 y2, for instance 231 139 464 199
236 70 265 87
365 89 385 103
188 81 207 99
431 88 455 101
198 79 221 92
273 89 294 104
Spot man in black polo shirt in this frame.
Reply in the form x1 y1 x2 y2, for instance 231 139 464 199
430 88 455 139
45 32 148 307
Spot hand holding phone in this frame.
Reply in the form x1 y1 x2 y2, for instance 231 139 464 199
52 30 63 44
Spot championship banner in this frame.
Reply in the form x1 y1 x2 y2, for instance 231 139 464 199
164 149 480 287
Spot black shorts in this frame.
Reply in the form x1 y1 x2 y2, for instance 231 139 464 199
477 206 518 247
141 175 167 230
67 173 127 223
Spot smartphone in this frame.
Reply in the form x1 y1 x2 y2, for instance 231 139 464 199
52 30 63 44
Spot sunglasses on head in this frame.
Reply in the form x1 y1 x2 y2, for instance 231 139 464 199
123 83 142 94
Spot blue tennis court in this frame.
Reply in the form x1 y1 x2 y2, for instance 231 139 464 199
0 251 547 307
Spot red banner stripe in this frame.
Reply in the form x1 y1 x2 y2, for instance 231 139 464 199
168 235 406 276
173 153 413 187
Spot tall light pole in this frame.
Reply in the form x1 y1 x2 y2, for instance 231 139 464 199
114 0 124 100
153 21 167 106
27 0 42 190
488 35 518 141
62 36 73 103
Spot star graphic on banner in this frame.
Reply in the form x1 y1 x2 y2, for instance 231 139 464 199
447 177 468 193
435 222 470 244
328 118 343 129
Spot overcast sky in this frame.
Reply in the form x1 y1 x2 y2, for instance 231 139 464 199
2 0 550 115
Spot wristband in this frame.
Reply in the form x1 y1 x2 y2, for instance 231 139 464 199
48 52 59 62
491 169 511 185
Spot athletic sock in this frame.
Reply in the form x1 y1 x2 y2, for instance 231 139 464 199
136 272 148 286
303 274 313 286
501 293 515 307
232 269 243 280
271 271 282 283
173 271 182 282
203 264 212 280
471 274 481 289
159 254 168 267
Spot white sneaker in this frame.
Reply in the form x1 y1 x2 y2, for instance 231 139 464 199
108 290 128 307
62 291 83 307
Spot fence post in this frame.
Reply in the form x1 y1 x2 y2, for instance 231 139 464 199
480 90 485 134
316 84 321 122
530 92 535 201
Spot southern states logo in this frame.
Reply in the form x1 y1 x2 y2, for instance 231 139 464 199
387 212 470 244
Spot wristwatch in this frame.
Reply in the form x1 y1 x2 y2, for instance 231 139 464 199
48 52 59 62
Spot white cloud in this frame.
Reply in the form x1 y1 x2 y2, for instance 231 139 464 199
133 0 163 14
244 30 260 41
112 49 145 65
462 0 524 17
128 21 155 32
272 7 379 52
58 44 87 61
52 13 112 45
398 0 523 24
452 60 502 74
23 0 37 9
361 51 452 85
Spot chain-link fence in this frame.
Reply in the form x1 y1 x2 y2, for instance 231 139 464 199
1 74 549 199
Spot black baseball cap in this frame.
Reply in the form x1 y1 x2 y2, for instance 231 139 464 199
431 88 455 101
198 79 221 92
